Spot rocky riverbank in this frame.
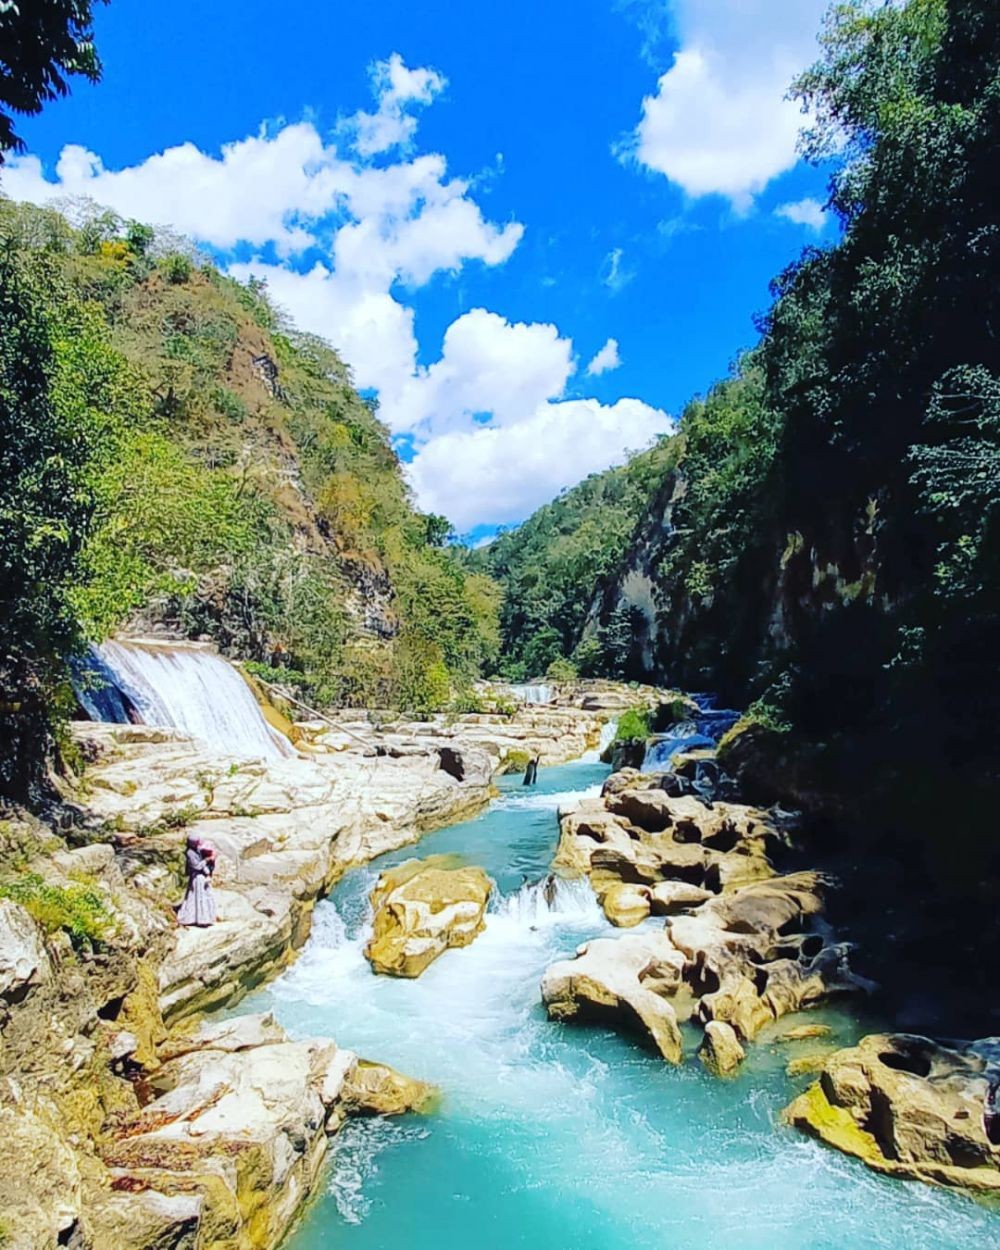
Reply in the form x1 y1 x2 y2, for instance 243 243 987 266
542 767 860 1068
542 761 1000 1193
0 684 652 1248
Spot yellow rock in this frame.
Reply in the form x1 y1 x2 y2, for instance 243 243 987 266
344 1060 439 1116
786 1051 833 1078
600 882 651 927
778 1023 832 1043
365 856 492 978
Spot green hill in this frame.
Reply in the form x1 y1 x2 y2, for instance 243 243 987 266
0 198 499 795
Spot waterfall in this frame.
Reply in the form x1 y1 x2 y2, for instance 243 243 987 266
490 876 603 928
508 683 554 705
641 720 716 771
75 640 295 761
640 694 741 772
579 718 617 764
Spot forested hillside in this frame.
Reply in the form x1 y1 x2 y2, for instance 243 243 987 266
0 199 500 795
489 0 999 841
474 437 678 679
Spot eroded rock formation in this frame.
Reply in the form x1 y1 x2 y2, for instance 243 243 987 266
784 1033 1000 1191
542 769 862 1069
365 856 492 977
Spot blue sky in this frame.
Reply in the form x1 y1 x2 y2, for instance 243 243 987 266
5 0 835 540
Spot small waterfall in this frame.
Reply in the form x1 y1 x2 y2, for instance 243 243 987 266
641 720 716 770
490 876 603 928
508 683 554 705
75 640 295 761
640 693 741 772
579 719 617 764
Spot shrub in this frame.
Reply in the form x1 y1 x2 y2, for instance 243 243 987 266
546 657 577 682
0 872 114 949
614 707 652 744
160 253 192 284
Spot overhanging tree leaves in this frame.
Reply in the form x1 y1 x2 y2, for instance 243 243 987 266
0 0 105 159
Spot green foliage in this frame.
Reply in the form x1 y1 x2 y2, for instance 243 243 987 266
614 707 652 744
545 657 577 682
0 196 503 793
477 437 678 676
0 0 104 159
0 871 114 949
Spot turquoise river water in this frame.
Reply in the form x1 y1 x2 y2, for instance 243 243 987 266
243 756 1000 1250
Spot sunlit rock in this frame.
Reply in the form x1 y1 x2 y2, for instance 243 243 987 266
365 857 492 978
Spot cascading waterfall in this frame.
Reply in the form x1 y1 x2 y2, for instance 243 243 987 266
641 695 739 771
74 640 295 761
508 682 554 705
579 718 617 764
641 720 715 770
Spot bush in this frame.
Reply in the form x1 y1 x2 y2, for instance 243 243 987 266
0 872 114 949
546 657 577 682
160 253 192 284
614 707 652 744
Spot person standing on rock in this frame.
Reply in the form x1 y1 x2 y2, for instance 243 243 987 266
177 833 218 927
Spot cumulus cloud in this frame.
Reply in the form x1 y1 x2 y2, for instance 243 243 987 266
345 53 447 156
4 51 670 530
775 196 826 231
407 397 673 531
626 0 827 208
586 337 622 376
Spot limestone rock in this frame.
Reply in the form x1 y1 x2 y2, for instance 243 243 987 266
786 1051 832 1078
541 931 685 1062
342 1060 438 1116
0 899 50 1000
699 1020 745 1076
648 881 713 914
104 1014 361 1248
0 1107 84 1248
778 1023 833 1042
365 857 492 977
784 1033 1000 1191
599 882 652 927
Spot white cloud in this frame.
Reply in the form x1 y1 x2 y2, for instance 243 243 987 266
586 337 622 376
626 0 827 208
407 397 673 531
602 246 634 292
345 53 447 157
775 196 826 231
4 53 671 531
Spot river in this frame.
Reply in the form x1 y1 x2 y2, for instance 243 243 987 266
243 756 998 1250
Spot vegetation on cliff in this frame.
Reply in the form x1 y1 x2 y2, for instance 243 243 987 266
488 0 999 834
0 199 500 795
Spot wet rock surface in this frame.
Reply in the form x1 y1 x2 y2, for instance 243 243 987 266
543 769 861 1066
365 856 492 977
784 1033 1000 1191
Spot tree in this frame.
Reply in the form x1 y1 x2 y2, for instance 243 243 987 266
0 0 105 160
0 241 113 795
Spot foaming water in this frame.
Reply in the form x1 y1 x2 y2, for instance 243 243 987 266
76 640 295 760
243 761 998 1250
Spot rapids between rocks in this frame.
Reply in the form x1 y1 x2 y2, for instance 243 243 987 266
239 761 996 1250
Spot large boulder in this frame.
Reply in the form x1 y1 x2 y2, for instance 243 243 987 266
699 1020 745 1076
365 857 492 977
784 1033 1000 1191
541 931 685 1062
0 899 50 1000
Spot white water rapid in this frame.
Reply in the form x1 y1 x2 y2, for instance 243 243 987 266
240 758 994 1250
95 640 295 760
